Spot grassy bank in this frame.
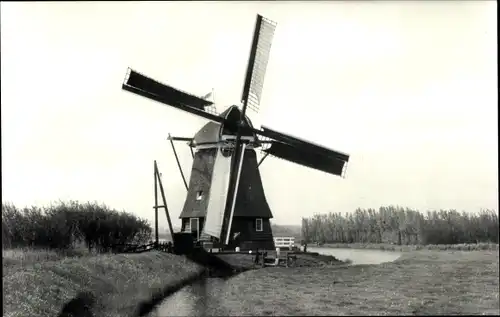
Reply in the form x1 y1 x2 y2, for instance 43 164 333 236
3 249 203 317
2 248 91 278
176 250 499 315
317 242 500 252
215 251 346 270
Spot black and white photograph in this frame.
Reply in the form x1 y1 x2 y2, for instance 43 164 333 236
1 1 498 316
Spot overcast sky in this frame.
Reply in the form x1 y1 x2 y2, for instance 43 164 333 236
1 1 497 227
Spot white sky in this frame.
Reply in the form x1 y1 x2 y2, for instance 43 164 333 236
1 1 497 227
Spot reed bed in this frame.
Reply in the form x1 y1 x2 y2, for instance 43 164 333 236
2 201 152 252
302 206 498 246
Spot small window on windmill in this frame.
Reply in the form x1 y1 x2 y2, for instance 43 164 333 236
256 218 263 232
196 191 203 201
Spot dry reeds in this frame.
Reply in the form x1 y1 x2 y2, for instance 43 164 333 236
302 206 498 247
2 201 152 252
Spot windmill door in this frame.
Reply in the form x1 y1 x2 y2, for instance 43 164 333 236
190 218 200 241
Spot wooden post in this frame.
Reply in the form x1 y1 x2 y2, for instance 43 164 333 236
154 161 159 247
156 163 175 240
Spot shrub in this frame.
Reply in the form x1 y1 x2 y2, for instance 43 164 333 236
2 201 152 252
302 206 498 246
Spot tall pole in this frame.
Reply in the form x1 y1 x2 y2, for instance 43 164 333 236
157 165 175 240
154 160 159 246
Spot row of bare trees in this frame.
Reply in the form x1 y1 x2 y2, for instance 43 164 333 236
302 206 498 245
2 201 152 251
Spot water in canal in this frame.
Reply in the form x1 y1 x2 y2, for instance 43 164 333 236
307 246 401 265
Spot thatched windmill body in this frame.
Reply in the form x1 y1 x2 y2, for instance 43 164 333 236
122 14 350 251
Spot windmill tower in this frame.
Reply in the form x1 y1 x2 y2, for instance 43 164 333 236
179 107 275 251
122 14 350 251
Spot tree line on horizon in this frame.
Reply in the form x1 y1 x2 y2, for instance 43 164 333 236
2 201 152 251
301 206 498 245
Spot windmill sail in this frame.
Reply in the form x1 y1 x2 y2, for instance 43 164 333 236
241 14 277 114
263 141 347 176
122 68 223 124
217 14 278 247
202 146 233 239
255 125 350 176
261 125 349 162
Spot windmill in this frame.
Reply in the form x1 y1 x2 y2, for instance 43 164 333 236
122 14 349 252
122 13 350 315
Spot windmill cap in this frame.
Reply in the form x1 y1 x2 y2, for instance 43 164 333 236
192 106 258 146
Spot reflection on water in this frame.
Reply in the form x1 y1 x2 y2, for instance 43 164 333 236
152 248 401 316
308 247 402 265
150 277 227 316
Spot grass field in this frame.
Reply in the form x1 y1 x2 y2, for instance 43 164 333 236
175 250 499 316
2 247 346 317
3 247 499 316
2 248 203 317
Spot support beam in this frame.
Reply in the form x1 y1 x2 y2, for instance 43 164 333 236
167 136 194 142
189 147 194 159
152 205 168 209
168 133 188 191
257 152 269 167
155 161 174 240
154 160 159 246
